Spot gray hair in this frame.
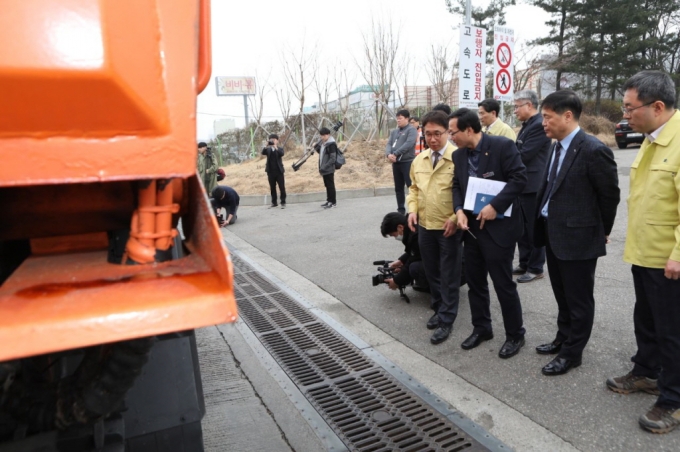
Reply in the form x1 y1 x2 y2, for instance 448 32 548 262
623 71 676 109
514 90 539 109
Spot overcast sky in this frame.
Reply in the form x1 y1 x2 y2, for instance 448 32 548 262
196 0 550 139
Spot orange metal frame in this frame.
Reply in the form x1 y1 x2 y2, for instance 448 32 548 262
0 0 236 361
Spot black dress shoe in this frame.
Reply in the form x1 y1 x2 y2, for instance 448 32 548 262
541 356 582 376
512 266 527 275
536 340 562 355
498 337 525 359
461 331 494 350
426 314 439 330
430 324 453 345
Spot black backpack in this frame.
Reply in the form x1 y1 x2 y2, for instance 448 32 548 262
335 148 346 170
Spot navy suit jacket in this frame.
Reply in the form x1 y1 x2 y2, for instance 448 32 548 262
515 113 551 194
533 129 620 260
453 134 527 248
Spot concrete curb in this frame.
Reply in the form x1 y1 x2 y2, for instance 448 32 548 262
240 186 395 206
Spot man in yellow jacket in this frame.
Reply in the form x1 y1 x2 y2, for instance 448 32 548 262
606 70 680 434
478 98 516 140
407 110 463 345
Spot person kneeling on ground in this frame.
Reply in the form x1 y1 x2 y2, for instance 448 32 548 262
211 185 240 227
381 212 429 293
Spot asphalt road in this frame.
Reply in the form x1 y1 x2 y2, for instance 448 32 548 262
221 146 680 452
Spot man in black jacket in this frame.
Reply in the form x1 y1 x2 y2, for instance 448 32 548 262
513 90 552 283
211 185 240 226
380 212 428 291
533 90 620 376
315 127 338 208
450 108 528 359
262 134 286 209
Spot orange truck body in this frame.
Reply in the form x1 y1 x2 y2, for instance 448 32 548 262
0 0 236 362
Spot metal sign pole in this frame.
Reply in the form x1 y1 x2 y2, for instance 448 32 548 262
243 95 249 128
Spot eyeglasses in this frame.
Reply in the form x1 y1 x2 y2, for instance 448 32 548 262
621 101 654 115
513 102 529 110
425 131 446 138
447 129 462 137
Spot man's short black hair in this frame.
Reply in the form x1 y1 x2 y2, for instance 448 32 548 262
449 108 482 133
623 70 676 109
540 90 582 120
211 186 225 200
381 212 407 237
421 111 449 130
319 127 331 135
198 142 208 148
396 109 410 119
478 98 500 116
268 133 279 140
410 116 420 122
432 103 452 116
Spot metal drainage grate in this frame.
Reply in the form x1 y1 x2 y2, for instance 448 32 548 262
231 254 491 452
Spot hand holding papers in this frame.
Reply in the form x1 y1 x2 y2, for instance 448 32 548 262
463 177 513 217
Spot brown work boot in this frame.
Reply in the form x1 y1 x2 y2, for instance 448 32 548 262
606 371 660 395
639 405 680 434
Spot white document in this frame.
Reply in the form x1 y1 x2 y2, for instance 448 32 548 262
463 176 513 217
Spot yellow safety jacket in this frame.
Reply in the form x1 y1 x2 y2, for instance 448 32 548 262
407 142 458 230
486 120 517 141
624 110 680 268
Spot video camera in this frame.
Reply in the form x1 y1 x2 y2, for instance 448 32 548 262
372 260 409 303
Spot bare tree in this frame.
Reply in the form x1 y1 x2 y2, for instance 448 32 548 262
355 16 403 137
281 38 317 149
249 69 272 133
274 83 293 124
313 61 332 117
333 67 356 118
395 54 418 109
513 43 544 93
425 44 458 106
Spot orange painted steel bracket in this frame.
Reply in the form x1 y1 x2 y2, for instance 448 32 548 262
0 175 236 362
0 0 203 186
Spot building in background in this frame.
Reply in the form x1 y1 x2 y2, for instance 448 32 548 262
214 118 236 136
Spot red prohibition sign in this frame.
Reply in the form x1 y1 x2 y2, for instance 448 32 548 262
496 43 511 69
496 69 511 95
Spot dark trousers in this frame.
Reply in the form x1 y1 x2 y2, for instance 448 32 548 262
267 172 286 205
631 265 680 408
322 173 336 204
545 236 597 360
518 193 545 274
418 226 463 325
464 220 525 340
392 161 412 213
393 260 428 288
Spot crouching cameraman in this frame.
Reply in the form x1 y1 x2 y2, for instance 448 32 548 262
380 212 429 292
210 185 240 227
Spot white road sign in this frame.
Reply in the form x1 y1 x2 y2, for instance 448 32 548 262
459 25 487 109
493 26 514 101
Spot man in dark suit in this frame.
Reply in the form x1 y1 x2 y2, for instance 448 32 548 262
513 90 552 283
262 134 286 209
450 108 528 359
534 90 620 376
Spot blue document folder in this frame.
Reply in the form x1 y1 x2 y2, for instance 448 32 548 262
473 193 504 219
